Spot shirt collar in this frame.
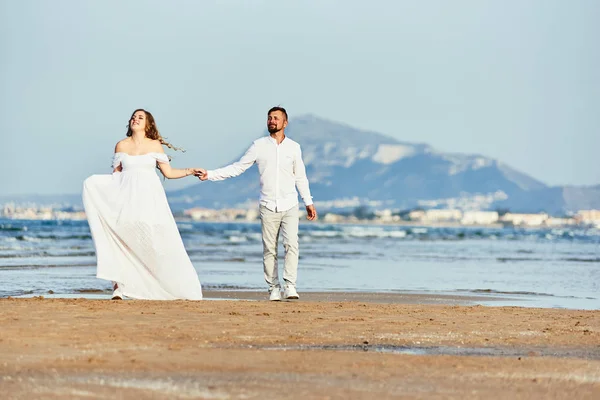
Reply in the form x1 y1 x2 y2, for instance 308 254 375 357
268 135 287 145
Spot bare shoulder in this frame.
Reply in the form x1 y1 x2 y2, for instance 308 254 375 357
114 138 130 153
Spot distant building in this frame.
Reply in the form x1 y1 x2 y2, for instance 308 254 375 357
184 208 217 221
424 209 462 222
500 213 548 227
408 210 426 221
1 203 86 220
374 209 401 223
409 209 462 223
2 203 15 217
545 217 576 227
575 210 600 226
461 211 499 225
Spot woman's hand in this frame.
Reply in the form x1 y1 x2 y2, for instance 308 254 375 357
194 168 208 181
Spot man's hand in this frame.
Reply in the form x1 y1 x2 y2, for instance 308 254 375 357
194 168 208 181
188 168 203 176
306 205 317 221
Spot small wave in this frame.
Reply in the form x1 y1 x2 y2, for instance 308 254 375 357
0 251 95 259
15 234 92 241
0 224 27 232
497 257 544 263
303 251 365 260
458 289 596 300
307 230 341 238
0 263 96 270
76 288 107 294
0 290 34 298
341 227 408 239
15 235 43 242
176 223 194 230
228 235 247 243
562 257 600 263
0 253 28 259
203 284 259 290
248 233 262 241
0 244 32 252
459 289 559 297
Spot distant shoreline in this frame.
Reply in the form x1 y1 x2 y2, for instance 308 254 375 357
13 289 513 306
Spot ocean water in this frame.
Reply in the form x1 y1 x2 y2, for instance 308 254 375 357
0 218 599 309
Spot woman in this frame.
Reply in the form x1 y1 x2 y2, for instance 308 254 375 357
83 109 203 300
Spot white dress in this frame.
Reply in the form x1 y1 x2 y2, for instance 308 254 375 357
82 152 203 300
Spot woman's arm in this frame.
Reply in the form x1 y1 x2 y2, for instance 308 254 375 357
152 141 199 179
157 162 199 179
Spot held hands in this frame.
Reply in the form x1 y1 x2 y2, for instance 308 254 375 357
193 168 208 181
186 168 205 178
306 205 317 221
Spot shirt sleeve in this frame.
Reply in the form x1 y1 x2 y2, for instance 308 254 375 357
293 145 313 206
207 143 257 181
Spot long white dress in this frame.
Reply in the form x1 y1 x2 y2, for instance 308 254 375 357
82 152 203 300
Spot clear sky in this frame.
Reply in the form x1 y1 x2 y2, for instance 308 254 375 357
1 0 599 195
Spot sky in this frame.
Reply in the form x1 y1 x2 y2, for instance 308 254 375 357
1 0 599 196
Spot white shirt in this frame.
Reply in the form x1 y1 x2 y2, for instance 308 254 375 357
207 136 313 212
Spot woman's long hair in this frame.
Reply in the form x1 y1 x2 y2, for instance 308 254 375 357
126 109 184 152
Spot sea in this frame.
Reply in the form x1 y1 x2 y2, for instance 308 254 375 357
0 218 599 309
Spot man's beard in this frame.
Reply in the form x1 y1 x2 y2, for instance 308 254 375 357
267 125 279 133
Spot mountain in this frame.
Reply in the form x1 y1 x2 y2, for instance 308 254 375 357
166 115 598 214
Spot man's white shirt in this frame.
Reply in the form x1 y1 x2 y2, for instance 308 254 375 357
206 136 313 212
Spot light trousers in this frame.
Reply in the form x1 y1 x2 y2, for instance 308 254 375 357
259 204 299 290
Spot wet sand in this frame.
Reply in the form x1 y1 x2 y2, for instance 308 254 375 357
1 294 599 399
204 290 507 304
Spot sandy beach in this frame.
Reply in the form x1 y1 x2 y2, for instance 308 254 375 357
0 293 599 399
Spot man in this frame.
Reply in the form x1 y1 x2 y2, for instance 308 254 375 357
197 107 317 301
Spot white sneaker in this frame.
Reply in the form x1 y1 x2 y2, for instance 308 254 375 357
284 286 299 300
269 288 282 301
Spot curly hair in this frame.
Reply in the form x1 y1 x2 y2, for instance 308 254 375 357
126 109 184 152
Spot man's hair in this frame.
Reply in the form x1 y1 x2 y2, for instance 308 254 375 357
268 106 288 121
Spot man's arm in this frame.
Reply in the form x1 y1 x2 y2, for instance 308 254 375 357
294 146 317 220
294 146 313 205
204 143 257 181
